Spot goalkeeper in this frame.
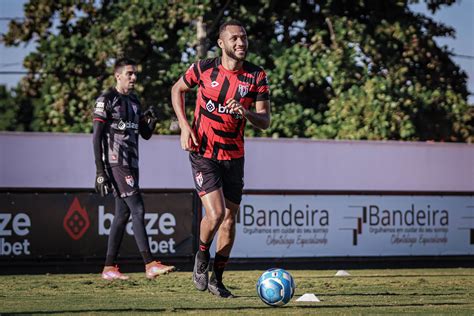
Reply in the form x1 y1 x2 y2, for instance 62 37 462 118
92 57 175 280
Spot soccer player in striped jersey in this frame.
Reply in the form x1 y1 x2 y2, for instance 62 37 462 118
93 58 175 280
171 20 271 298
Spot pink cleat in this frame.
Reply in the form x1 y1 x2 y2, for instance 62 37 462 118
101 266 130 280
145 261 176 279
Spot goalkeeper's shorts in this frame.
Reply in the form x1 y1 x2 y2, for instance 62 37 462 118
109 166 139 198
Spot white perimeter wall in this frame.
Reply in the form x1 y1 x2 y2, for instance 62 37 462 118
0 132 473 192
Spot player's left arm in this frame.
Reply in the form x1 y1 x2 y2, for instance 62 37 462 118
240 69 271 130
139 106 159 140
225 99 271 130
245 99 271 130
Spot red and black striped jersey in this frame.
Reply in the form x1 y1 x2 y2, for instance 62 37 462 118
182 57 270 160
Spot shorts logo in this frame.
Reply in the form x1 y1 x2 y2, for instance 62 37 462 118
238 84 249 97
211 81 219 88
206 100 216 112
195 172 203 187
125 175 135 187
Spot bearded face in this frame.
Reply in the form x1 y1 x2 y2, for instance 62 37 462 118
219 25 248 61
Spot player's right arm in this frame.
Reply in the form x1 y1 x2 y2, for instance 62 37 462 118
171 66 199 151
92 96 111 196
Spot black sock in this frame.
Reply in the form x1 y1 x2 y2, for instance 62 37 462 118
196 240 211 273
197 239 211 262
105 255 116 266
141 251 154 264
213 253 229 283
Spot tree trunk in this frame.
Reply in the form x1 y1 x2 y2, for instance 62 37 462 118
196 17 207 59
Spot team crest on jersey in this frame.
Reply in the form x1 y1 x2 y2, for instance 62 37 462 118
195 172 203 187
238 84 249 97
125 175 135 187
211 81 219 88
206 100 216 112
131 103 138 114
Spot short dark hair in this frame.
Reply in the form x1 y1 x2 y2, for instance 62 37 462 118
114 57 136 74
218 19 245 38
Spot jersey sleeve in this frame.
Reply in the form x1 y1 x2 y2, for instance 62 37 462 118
182 62 200 88
256 70 270 102
93 96 109 122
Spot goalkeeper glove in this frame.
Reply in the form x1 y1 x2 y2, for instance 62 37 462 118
95 171 111 197
143 106 159 125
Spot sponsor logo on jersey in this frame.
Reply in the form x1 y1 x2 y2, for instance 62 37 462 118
117 120 139 130
195 172 203 187
206 100 216 112
205 99 243 119
118 120 126 130
125 175 135 187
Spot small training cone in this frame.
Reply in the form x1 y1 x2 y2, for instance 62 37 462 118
296 293 321 302
335 270 351 276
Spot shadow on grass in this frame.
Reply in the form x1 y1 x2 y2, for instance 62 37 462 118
319 292 467 296
305 274 474 279
237 292 467 299
176 302 469 312
2 308 167 314
5 301 469 314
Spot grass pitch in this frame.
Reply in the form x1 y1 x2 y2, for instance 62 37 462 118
0 268 473 315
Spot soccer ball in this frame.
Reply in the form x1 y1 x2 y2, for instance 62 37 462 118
256 268 296 306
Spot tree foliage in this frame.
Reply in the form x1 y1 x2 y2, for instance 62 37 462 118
0 85 34 131
2 0 472 142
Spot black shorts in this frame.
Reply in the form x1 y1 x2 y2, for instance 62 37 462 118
189 152 244 205
108 166 139 198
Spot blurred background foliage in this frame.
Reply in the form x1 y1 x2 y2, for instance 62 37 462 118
1 0 472 142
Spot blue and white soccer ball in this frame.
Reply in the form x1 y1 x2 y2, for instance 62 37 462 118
256 268 296 306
